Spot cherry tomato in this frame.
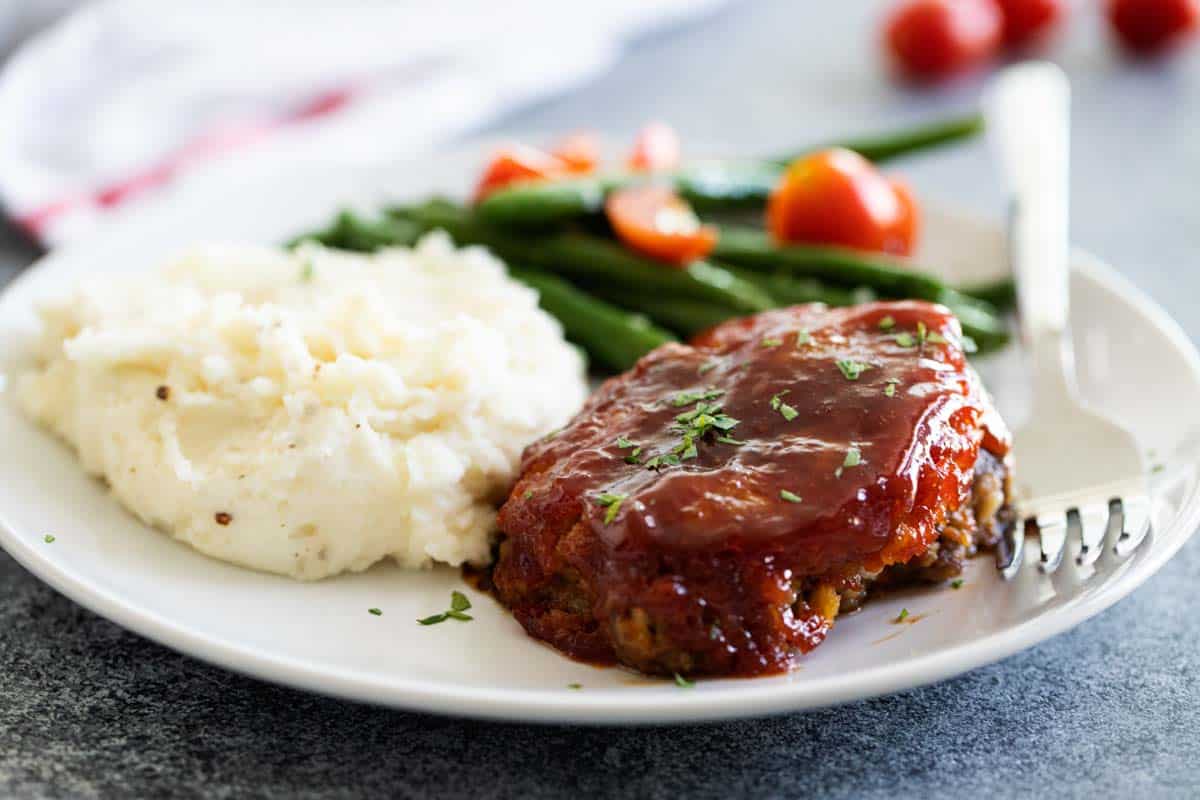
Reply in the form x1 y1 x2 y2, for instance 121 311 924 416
996 0 1067 48
884 0 1004 82
1108 0 1200 55
473 145 566 202
552 131 600 174
767 148 919 256
627 122 681 172
605 185 717 266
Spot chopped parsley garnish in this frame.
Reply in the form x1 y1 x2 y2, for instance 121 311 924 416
770 390 799 422
779 490 803 503
594 492 627 524
927 332 947 344
417 591 474 625
895 608 909 623
644 453 682 470
674 673 695 689
836 359 872 381
950 579 964 589
884 379 899 398
369 608 382 616
698 360 719 375
1151 463 1165 474
523 490 533 500
716 435 746 445
616 436 642 464
835 446 863 477
43 534 55 544
567 683 583 690
796 329 812 347
761 337 783 348
669 388 724 407
878 316 896 330
893 332 916 348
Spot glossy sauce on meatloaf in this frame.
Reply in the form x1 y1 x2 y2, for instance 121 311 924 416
493 301 1012 676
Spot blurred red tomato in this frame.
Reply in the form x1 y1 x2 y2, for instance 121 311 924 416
884 0 1004 82
606 185 717 266
767 148 919 256
551 132 600 174
473 145 566 202
1108 0 1200 55
996 0 1067 48
627 122 681 171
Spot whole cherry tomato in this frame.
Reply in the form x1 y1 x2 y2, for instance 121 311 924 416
627 122 681 172
605 185 717 266
996 0 1067 48
1108 0 1200 55
767 148 919 256
473 145 566 202
884 0 1004 82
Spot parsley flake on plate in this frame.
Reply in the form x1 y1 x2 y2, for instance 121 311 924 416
417 590 474 626
779 490 803 503
674 673 695 689
878 316 895 330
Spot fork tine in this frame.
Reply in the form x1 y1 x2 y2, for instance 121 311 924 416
1038 512 1068 574
1075 502 1109 566
996 517 1029 580
1114 495 1151 557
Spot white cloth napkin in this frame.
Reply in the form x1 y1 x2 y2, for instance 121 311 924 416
0 0 723 246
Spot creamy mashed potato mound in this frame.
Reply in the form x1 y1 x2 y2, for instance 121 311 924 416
18 233 588 579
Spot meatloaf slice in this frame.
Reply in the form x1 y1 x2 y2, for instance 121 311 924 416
493 301 1014 677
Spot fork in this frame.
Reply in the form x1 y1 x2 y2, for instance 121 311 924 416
985 62 1151 579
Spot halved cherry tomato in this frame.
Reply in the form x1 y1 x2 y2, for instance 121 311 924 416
767 148 919 256
1108 0 1200 55
473 145 566 202
996 0 1067 48
884 0 1004 82
627 122 681 172
552 131 601 174
605 185 717 266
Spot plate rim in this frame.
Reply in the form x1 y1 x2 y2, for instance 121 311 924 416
2 206 1198 725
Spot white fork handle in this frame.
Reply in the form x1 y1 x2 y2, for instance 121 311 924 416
985 63 1072 349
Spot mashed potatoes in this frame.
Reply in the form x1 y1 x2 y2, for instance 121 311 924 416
17 233 587 579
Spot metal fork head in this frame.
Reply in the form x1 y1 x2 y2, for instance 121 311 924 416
996 398 1152 579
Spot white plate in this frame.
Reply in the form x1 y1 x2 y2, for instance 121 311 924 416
1 151 1199 725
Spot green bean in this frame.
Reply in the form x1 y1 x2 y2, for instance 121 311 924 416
579 284 732 336
959 277 1017 311
476 114 984 226
773 113 984 166
288 210 420 251
509 268 675 371
711 227 1009 351
712 226 947 298
406 200 774 313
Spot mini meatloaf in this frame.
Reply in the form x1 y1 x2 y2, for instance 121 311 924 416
492 301 1014 677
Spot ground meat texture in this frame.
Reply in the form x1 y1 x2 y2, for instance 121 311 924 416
492 302 1014 677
